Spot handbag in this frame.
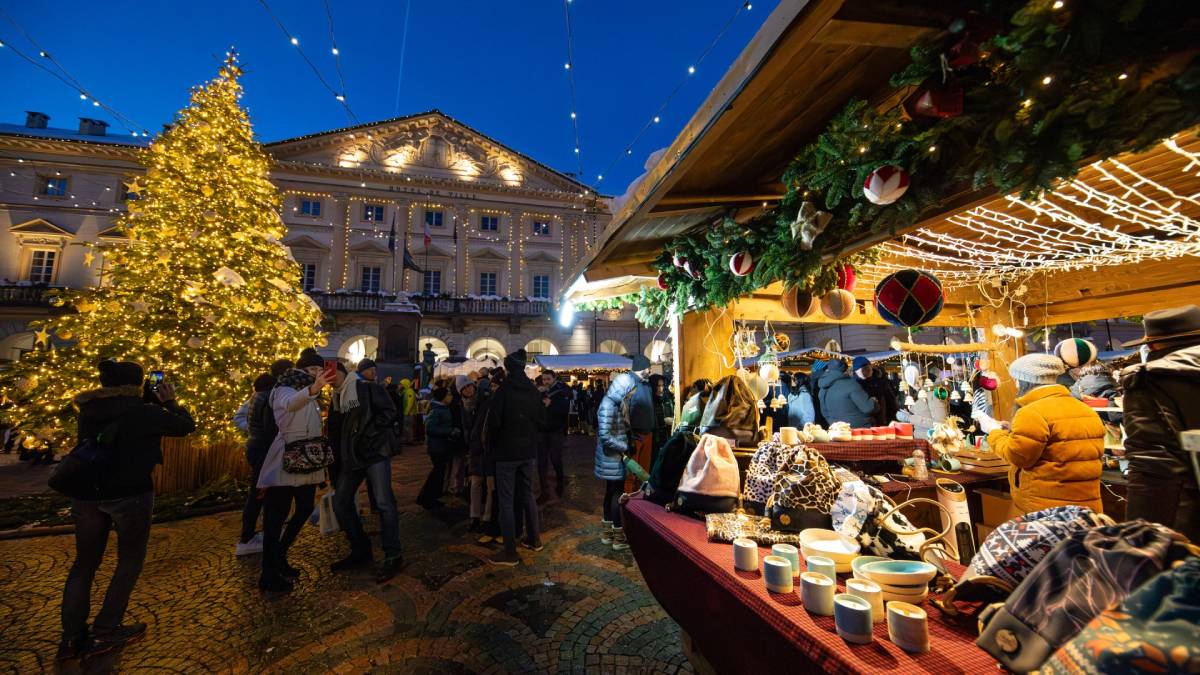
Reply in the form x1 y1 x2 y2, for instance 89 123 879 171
282 437 333 474
672 433 740 516
698 375 760 446
766 445 839 532
647 429 696 505
976 519 1195 673
743 437 800 515
706 512 803 546
48 416 125 500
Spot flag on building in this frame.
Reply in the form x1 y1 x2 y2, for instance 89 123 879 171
423 211 432 247
387 212 397 252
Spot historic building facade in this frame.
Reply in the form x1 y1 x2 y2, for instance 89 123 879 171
0 110 662 366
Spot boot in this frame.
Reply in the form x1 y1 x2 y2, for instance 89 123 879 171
611 526 629 551
600 520 614 545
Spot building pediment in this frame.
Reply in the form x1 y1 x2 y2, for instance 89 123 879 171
11 217 74 237
471 245 508 261
97 223 127 239
525 249 560 263
283 234 330 250
267 111 585 193
349 239 391 254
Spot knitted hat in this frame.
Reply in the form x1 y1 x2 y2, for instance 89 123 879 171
1008 353 1065 385
454 374 474 392
98 360 144 387
630 354 651 372
852 355 871 379
356 358 377 373
296 348 324 370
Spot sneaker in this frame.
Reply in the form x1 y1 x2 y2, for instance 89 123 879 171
330 550 373 573
89 623 147 652
611 527 630 551
235 532 263 556
56 637 89 662
600 520 614 545
258 574 294 593
476 534 495 545
375 555 404 583
487 550 521 567
521 541 545 552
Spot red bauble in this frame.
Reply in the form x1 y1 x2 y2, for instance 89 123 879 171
656 273 669 291
904 80 964 119
863 165 910 206
836 264 857 292
729 251 755 276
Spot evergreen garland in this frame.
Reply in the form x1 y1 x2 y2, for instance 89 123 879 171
633 0 1199 327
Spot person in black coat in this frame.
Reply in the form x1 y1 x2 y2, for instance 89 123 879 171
536 370 571 503
60 360 194 661
235 372 277 556
485 349 547 566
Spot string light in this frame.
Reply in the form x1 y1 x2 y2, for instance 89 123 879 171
560 0 584 180
257 0 355 123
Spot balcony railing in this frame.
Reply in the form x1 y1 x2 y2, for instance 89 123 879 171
305 292 552 317
0 284 58 307
306 292 389 313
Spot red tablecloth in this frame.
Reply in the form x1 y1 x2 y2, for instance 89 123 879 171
877 470 1006 497
811 439 932 463
622 498 996 675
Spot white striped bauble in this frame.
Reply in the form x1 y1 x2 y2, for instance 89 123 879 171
729 251 755 276
863 164 910 205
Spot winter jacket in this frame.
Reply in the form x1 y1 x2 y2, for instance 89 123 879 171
786 386 816 428
234 397 251 433
817 360 877 427
987 385 1105 514
424 401 457 458
258 382 326 488
543 381 571 433
462 397 488 475
897 394 948 439
330 378 398 471
809 361 829 426
595 372 640 481
74 385 196 499
628 378 656 434
1120 344 1200 541
399 379 417 416
1071 372 1118 400
486 366 547 462
860 371 899 426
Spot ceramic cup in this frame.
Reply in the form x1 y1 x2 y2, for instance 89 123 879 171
845 578 885 623
800 571 835 615
834 593 874 644
886 601 930 653
733 538 760 572
771 543 801 578
763 555 793 594
779 426 801 446
807 555 837 581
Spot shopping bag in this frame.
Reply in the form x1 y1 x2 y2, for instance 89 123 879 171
318 490 340 536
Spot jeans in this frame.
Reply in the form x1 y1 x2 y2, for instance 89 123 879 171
61 492 154 642
334 459 402 557
239 449 266 543
603 480 624 527
470 475 494 521
537 431 565 496
261 485 316 577
495 459 539 554
417 453 449 505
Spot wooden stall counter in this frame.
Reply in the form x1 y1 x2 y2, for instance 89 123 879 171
622 497 996 675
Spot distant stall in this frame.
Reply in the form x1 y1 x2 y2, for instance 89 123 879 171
533 353 633 377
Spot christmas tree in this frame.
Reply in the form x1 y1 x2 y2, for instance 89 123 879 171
0 53 324 443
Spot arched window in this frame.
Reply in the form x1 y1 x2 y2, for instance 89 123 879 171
467 337 506 362
598 339 627 355
338 335 378 365
525 338 559 356
417 336 450 361
644 339 671 364
0 331 34 363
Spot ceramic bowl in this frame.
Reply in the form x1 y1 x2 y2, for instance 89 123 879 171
860 560 938 587
877 580 928 594
881 587 929 604
798 529 861 565
850 556 889 580
801 547 853 574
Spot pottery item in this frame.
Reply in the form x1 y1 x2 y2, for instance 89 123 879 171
887 601 930 653
851 556 890 580
806 555 837 581
800 572 835 616
733 538 759 572
834 593 874 644
861 560 938 586
763 555 794 594
845 578 885 623
771 543 801 578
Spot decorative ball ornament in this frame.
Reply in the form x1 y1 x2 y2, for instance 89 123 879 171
683 259 703 280
729 251 755 277
187 337 204 349
903 364 920 390
975 357 991 371
656 273 669 291
672 254 686 270
836 264 857 292
874 269 945 327
781 286 818 319
1054 338 1098 368
759 362 780 384
820 289 856 320
934 385 950 401
863 165 910 205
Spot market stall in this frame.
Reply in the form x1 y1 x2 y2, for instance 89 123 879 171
532 352 632 377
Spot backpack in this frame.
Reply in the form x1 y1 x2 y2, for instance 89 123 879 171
672 434 740 517
977 519 1195 672
647 429 696 506
48 416 124 500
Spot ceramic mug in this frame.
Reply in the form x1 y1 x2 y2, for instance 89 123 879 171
733 538 759 572
834 593 874 644
807 555 837 581
763 555 793 594
779 426 801 446
771 543 800 578
886 601 930 653
845 578 884 623
800 571 835 616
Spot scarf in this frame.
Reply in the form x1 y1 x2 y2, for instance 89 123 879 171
335 372 361 412
276 368 314 391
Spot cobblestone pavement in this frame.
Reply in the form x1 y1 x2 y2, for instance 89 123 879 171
0 435 692 674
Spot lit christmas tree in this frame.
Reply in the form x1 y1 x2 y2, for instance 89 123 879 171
0 53 324 443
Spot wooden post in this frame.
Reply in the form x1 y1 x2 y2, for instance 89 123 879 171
973 304 1025 420
677 308 735 396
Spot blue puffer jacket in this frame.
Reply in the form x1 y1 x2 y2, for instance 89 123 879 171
595 372 639 481
817 359 877 427
786 386 816 428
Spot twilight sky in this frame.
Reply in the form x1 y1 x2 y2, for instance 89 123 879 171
0 0 777 191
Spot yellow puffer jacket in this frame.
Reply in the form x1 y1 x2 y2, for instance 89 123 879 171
987 385 1105 514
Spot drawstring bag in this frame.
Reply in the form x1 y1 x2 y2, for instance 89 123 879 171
766 445 840 532
698 375 760 447
672 434 740 517
647 429 697 506
743 437 800 515
977 519 1195 673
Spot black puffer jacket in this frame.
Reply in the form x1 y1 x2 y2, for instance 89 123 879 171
75 385 196 499
543 380 571 433
1120 344 1200 541
486 362 547 462
333 379 398 471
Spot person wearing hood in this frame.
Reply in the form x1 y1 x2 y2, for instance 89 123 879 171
1119 306 1200 541
786 372 816 428
417 386 457 510
817 358 877 428
485 349 548 566
852 356 898 426
59 360 194 661
327 359 403 582
594 356 653 551
396 378 418 444
975 353 1104 515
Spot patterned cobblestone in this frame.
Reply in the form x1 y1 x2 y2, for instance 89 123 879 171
0 437 691 674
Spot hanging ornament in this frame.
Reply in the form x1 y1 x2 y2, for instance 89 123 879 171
904 394 916 407
203 210 218 222
863 165 910 206
874 269 944 327
187 336 204 349
759 362 780 384
729 251 755 276
836 264 857 292
672 253 687 270
656 273 669 291
683 259 703 280
975 356 990 371
903 363 920 390
949 390 962 402
979 372 999 391
744 373 769 400
213 266 246 287
266 277 292 292
917 389 928 401
903 79 964 119
820 289 856 320
781 285 819 319
959 380 973 394
791 201 832 250
1054 338 1098 368
773 333 791 351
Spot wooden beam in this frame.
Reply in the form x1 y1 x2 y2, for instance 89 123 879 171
1020 257 1200 325
813 19 931 48
655 193 784 208
728 297 974 327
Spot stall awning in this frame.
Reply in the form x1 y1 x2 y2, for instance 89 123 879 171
858 350 901 363
743 346 850 366
534 353 632 373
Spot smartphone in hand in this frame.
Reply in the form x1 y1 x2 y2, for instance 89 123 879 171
148 370 165 390
322 359 338 380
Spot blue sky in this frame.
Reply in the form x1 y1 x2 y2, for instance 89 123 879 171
0 0 776 191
